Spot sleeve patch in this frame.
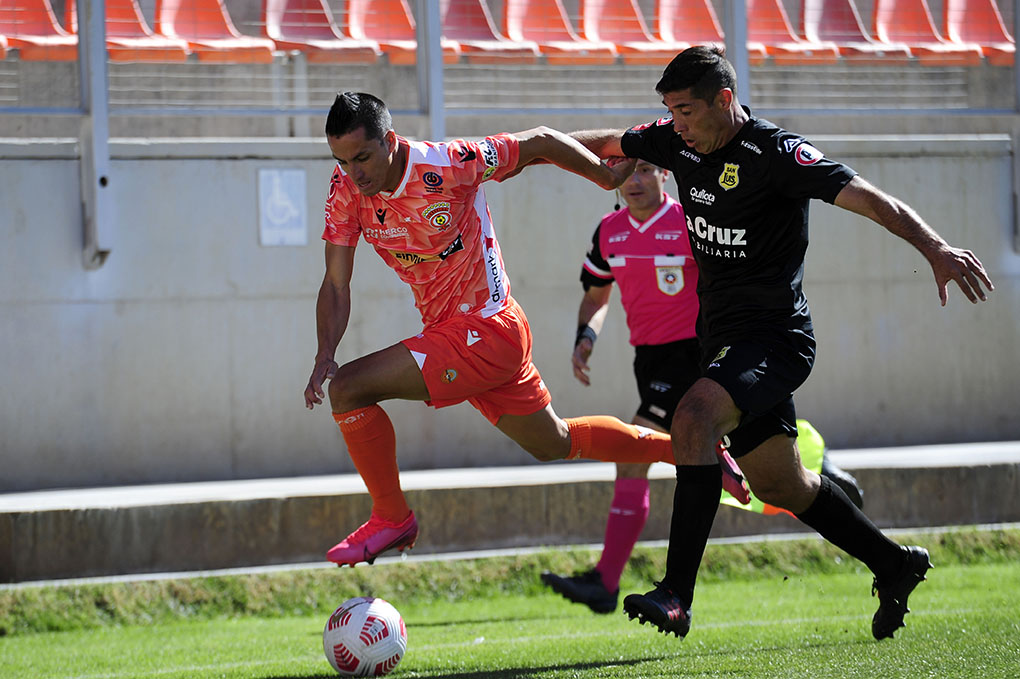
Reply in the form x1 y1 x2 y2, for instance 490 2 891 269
480 139 500 168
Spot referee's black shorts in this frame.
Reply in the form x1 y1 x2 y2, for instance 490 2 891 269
632 337 701 431
700 329 816 458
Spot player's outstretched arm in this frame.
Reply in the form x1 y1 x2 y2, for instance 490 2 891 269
305 244 356 410
568 128 630 159
512 126 635 190
834 176 994 306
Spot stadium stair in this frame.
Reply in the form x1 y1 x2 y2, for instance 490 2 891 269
2 441 1019 583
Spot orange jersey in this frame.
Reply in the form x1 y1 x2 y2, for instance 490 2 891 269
323 134 520 328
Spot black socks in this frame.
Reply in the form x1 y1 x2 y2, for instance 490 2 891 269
664 463 723 606
796 475 904 581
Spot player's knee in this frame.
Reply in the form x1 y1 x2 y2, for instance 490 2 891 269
749 475 811 511
669 406 715 463
327 365 373 413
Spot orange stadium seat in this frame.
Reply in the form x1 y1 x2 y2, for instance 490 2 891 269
801 0 912 62
155 0 276 63
0 0 77 60
873 0 983 65
441 0 539 64
580 0 685 65
943 0 1015 66
66 0 191 62
747 0 839 64
654 0 767 64
504 0 617 64
345 0 459 65
263 0 380 63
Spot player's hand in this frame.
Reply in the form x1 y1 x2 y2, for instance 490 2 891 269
571 339 594 386
604 157 637 188
304 357 338 409
927 244 994 306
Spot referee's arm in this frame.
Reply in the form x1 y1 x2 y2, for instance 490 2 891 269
834 175 993 306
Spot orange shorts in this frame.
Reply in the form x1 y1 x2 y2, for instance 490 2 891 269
401 298 551 424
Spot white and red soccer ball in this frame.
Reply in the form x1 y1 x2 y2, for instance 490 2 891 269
323 597 407 677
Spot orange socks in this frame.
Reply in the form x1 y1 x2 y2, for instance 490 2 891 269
333 406 410 523
565 416 674 464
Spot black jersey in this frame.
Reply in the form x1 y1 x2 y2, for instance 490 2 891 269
621 108 857 343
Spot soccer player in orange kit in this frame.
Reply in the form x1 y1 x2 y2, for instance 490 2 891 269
303 92 745 567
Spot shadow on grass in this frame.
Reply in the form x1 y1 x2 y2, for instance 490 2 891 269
407 613 578 629
263 655 668 679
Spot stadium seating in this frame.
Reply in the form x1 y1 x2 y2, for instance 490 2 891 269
155 0 276 63
346 0 459 64
503 0 617 64
441 0 539 64
801 0 912 62
873 0 983 65
0 0 77 60
654 0 767 65
0 33 6 58
943 0 1015 66
580 0 687 65
747 0 839 64
65 0 191 62
262 0 380 63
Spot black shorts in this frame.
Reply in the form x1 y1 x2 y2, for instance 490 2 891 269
633 337 702 430
701 329 816 458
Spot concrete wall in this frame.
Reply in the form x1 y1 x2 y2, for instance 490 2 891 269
1 135 1017 492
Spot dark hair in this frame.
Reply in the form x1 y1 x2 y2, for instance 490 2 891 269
655 46 736 103
325 92 392 140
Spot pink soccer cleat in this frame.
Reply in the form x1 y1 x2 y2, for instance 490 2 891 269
717 446 751 505
326 511 418 567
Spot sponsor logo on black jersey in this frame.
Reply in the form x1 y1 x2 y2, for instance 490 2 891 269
794 142 824 166
740 140 762 155
678 148 701 163
690 187 716 206
686 215 747 258
783 137 803 153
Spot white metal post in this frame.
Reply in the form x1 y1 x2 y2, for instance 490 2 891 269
722 0 751 107
78 0 112 269
416 0 446 141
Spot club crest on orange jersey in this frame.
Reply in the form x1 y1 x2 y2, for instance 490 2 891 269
441 369 458 383
421 202 452 231
719 163 739 190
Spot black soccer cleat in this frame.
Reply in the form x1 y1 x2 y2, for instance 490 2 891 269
541 568 619 614
623 581 692 638
872 545 933 640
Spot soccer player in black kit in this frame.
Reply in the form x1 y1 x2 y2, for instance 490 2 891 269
569 46 994 642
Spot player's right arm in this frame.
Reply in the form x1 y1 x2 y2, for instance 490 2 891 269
304 243 356 410
573 284 612 387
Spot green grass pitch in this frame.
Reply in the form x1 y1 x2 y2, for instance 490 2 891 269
2 531 1019 678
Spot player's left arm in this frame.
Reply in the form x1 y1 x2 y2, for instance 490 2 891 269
833 175 994 306
512 126 635 190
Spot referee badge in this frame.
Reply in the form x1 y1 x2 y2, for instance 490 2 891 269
656 266 685 295
719 163 740 190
